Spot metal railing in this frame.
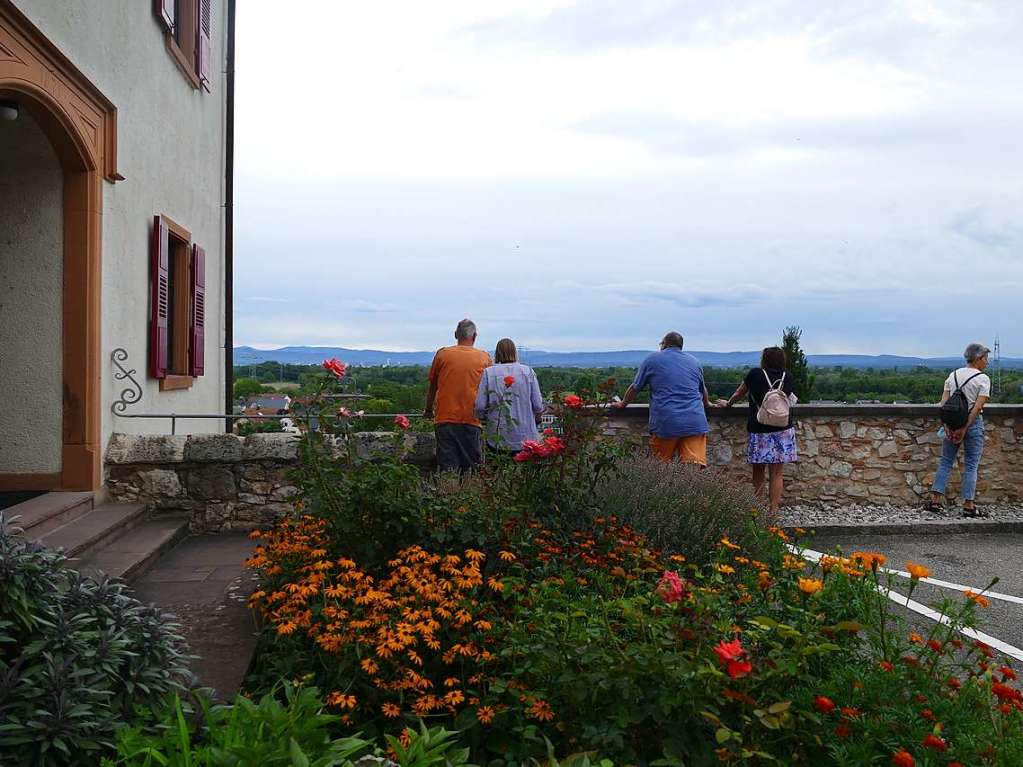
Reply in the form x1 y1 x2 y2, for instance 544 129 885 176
111 411 425 435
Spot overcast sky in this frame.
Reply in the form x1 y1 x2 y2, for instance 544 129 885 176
234 0 1022 356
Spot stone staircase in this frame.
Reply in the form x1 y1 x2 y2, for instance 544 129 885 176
7 492 189 582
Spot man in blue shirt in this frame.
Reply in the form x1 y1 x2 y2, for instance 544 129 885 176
612 331 712 465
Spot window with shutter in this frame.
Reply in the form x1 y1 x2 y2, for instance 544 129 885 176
150 215 206 388
190 245 206 376
196 0 212 92
154 0 175 31
149 216 170 379
154 0 212 92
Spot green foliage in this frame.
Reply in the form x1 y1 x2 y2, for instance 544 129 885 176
591 456 768 564
108 683 371 767
108 684 475 767
0 516 192 766
234 377 269 401
236 419 286 436
245 380 1023 765
782 326 816 402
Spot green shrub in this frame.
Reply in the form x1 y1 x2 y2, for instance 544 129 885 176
590 456 768 564
0 516 191 766
108 683 476 767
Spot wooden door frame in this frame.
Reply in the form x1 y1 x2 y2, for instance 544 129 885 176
0 0 121 491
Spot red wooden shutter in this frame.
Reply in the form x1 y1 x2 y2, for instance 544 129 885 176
189 244 206 377
153 0 175 31
149 216 170 379
196 0 212 91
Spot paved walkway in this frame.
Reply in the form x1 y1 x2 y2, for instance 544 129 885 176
132 532 260 699
806 531 1023 655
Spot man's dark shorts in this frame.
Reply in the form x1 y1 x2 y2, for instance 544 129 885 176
435 423 483 474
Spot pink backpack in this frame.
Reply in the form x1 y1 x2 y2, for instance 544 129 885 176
756 371 790 428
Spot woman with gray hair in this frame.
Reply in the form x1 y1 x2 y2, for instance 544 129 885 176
926 343 992 516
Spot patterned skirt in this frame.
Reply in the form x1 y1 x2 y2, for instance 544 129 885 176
747 428 798 464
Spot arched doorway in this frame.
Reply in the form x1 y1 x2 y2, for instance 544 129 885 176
1 2 120 491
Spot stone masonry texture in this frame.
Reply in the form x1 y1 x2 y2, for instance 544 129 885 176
106 405 1022 531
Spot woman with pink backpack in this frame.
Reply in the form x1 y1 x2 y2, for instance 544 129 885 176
718 347 798 514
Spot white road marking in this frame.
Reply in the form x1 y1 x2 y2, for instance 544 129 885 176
791 545 1023 662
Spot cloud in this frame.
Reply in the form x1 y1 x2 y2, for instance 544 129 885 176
951 208 1018 249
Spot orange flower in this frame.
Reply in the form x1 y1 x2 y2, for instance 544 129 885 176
964 589 990 608
527 699 556 722
891 749 914 767
757 571 773 591
715 564 736 575
921 734 947 752
719 537 740 550
850 551 887 570
325 692 357 709
498 550 516 562
276 621 298 635
906 561 931 580
360 658 379 675
797 577 823 595
476 705 495 725
382 702 401 718
909 633 924 645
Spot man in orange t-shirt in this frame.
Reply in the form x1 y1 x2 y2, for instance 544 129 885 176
424 319 492 473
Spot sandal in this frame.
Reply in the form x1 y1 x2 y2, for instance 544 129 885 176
922 499 944 514
962 504 989 518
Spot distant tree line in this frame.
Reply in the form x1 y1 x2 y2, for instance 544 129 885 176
234 360 1022 408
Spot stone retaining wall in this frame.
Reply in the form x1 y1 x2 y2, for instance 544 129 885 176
105 432 435 532
605 404 1022 505
106 405 1022 530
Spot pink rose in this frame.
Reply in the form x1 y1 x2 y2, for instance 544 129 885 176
394 414 411 430
563 394 583 409
657 570 686 604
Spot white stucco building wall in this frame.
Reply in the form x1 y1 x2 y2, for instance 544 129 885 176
13 1 229 464
0 112 63 474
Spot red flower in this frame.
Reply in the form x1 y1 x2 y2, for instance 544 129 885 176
835 722 851 739
814 696 836 714
891 749 914 767
563 394 583 409
920 708 934 721
713 639 745 664
1000 666 1017 681
726 660 753 679
921 734 947 752
513 451 530 462
992 682 1023 703
840 707 860 720
879 660 894 672
322 358 347 380
927 639 943 653
394 414 411 429
503 375 516 387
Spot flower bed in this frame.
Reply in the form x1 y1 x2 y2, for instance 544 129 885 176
242 367 1023 766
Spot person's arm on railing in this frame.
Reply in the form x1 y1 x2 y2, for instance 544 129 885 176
721 382 748 409
612 384 639 409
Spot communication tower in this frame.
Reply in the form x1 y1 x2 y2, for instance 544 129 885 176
993 334 1002 397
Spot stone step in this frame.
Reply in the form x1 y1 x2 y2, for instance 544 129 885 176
5 491 94 538
73 514 191 583
38 503 148 560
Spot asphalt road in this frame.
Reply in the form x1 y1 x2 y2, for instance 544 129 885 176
804 532 1023 655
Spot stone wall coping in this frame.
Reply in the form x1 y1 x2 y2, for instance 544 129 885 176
607 403 1023 419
